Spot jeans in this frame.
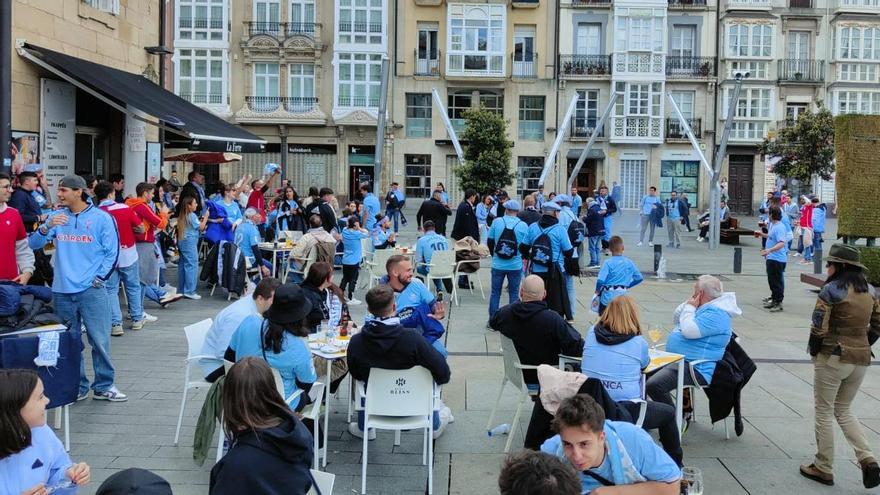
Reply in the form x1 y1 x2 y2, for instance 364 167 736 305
106 263 143 325
588 236 602 266
565 273 576 319
386 208 399 232
766 259 786 303
813 232 824 253
639 214 656 243
621 400 683 466
177 236 199 295
55 287 115 395
812 354 876 474
417 265 445 293
489 268 522 317
646 364 705 408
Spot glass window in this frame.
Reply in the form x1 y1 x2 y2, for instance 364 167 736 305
178 0 226 41
336 53 383 108
448 91 472 134
446 4 506 76
406 94 432 138
670 91 695 119
839 63 877 82
518 96 544 141
177 49 225 105
289 0 316 32
839 27 880 61
405 155 432 198
517 157 543 198
84 0 119 15
576 24 602 55
660 161 700 206
628 84 650 115
671 25 696 58
574 90 600 138
727 23 772 58
725 87 771 119
288 64 315 111
835 91 880 115
338 0 384 44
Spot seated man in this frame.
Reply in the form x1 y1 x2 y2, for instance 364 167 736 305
489 275 584 389
646 275 740 420
541 394 681 494
288 214 339 280
383 254 448 357
415 220 451 294
234 208 271 277
498 450 581 495
347 285 452 439
200 277 280 382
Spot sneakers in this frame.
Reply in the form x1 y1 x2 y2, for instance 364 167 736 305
799 464 834 486
862 460 880 489
348 422 376 440
675 244 681 249
667 243 675 248
762 296 773 304
111 325 124 337
696 237 706 243
159 293 184 307
76 391 89 401
183 293 202 300
637 242 643 247
348 297 362 306
767 303 783 313
799 259 812 265
143 312 158 322
131 319 146 331
587 264 600 269
161 284 177 293
648 242 654 247
93 387 128 402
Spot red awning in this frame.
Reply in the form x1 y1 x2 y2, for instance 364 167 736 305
163 152 243 164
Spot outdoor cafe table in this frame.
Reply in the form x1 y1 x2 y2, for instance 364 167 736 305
558 349 687 439
309 334 349 468
258 242 295 278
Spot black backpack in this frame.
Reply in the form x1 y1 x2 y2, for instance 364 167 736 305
494 218 521 260
529 226 557 268
566 215 586 248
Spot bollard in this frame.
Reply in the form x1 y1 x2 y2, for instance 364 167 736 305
733 247 742 274
653 243 662 273
813 248 823 275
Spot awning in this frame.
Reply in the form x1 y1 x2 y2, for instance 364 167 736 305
164 152 242 164
18 43 265 153
566 149 606 160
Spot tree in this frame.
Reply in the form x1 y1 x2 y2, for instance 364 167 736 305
454 107 515 194
758 105 835 184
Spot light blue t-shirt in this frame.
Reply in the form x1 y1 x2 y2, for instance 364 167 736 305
571 194 583 215
222 199 243 225
581 327 650 402
182 212 200 241
766 221 788 263
596 255 644 306
342 228 370 265
416 230 449 268
666 305 732 382
372 227 391 247
0 425 75 495
541 421 681 493
200 296 258 378
394 189 405 203
666 199 682 220
234 220 262 262
396 278 435 312
476 203 490 225
363 193 381 230
488 215 528 271
526 221 573 274
228 315 317 409
640 195 661 216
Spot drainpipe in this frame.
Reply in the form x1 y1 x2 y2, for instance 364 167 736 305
712 0 721 211
554 0 562 191
1 0 11 171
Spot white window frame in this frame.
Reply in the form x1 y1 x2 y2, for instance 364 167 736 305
726 23 772 58
838 63 878 82
335 53 383 109
614 11 665 53
834 91 880 115
406 94 433 138
670 25 696 58
728 60 769 79
838 26 880 61
446 3 507 77
724 87 772 119
288 63 315 111
289 0 316 30
671 91 695 119
83 0 119 15
337 0 386 47
518 95 545 141
175 49 227 106
177 0 228 43
576 23 602 56
575 89 600 136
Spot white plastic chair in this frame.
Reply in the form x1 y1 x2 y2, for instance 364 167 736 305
420 250 455 298
285 245 318 284
360 367 436 494
174 318 216 445
308 469 335 495
686 359 729 439
557 354 648 427
486 335 538 453
49 405 71 452
453 259 485 305
365 248 394 288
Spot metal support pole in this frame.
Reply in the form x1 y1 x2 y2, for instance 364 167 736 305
653 244 663 272
431 88 465 167
566 92 620 192
733 247 742 274
0 0 12 173
813 248 823 274
373 57 391 187
539 93 579 188
711 73 747 250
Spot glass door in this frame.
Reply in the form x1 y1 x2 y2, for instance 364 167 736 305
254 0 280 35
786 31 811 78
669 25 696 74
289 0 315 35
253 63 280 112
416 24 439 75
513 26 536 77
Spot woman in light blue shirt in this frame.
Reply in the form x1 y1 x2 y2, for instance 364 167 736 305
581 295 682 465
176 195 207 299
476 195 492 245
340 217 370 303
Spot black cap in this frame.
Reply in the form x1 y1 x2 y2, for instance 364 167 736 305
96 468 172 495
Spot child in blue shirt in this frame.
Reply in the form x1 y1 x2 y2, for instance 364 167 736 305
595 235 643 313
340 217 370 304
415 220 450 293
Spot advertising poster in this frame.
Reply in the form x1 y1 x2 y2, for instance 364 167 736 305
10 131 39 177
146 142 161 183
40 79 76 188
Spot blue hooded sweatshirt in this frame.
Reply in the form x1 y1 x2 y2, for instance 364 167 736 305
29 204 118 294
811 203 827 234
665 292 741 382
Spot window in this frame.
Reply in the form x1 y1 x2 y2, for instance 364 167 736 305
628 84 650 115
835 91 880 115
337 53 383 108
670 25 696 58
839 63 878 82
83 0 119 15
670 91 695 119
338 0 384 45
416 23 440 75
178 0 226 41
730 121 768 140
574 90 600 137
612 82 663 139
406 94 432 138
479 92 504 115
619 160 647 209
576 24 602 55
785 103 808 123
728 60 769 79
615 13 664 52
447 91 472 133
447 4 506 76
517 157 543 198
253 63 280 111
727 23 772 58
513 25 536 77
786 31 810 60
405 155 432 199
254 0 280 34
660 161 700 206
288 64 315 111
839 27 880 61
840 0 880 5
724 87 771 119
518 96 544 141
290 0 316 32
177 49 225 105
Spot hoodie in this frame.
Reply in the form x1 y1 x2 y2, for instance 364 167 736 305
209 416 313 495
489 300 584 384
0 425 75 495
125 197 168 243
581 323 650 402
346 316 450 385
811 203 826 234
666 292 742 382
583 203 606 237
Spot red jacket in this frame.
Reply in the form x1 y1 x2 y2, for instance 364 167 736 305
800 203 814 229
125 198 168 243
99 201 141 249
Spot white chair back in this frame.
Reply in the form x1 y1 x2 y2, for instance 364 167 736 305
185 319 213 360
499 335 526 392
371 248 394 273
308 469 335 495
224 358 285 399
426 250 455 278
364 367 434 418
360 236 374 258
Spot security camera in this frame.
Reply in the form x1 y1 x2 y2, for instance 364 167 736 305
733 71 751 80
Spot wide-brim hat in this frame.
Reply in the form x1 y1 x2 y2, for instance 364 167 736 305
825 244 866 270
263 284 313 325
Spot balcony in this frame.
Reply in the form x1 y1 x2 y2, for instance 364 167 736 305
246 21 282 37
235 96 326 125
571 0 612 6
778 59 824 83
836 0 880 11
179 18 224 30
558 55 612 78
338 22 383 34
413 0 443 4
666 118 702 141
726 0 771 9
666 56 715 79
512 54 538 79
181 93 224 105
511 0 540 7
337 96 381 108
245 21 318 39
414 51 441 76
790 0 812 6
668 0 708 7
569 118 605 139
610 116 664 143
241 21 322 55
614 53 665 75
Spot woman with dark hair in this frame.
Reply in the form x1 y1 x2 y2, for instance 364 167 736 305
175 195 208 299
225 284 317 411
209 357 314 495
301 261 349 332
0 369 90 494
301 186 319 209
800 244 880 488
269 186 305 233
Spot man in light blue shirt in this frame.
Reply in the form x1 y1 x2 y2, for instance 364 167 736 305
759 206 788 312
360 183 382 231
524 202 574 319
487 200 528 319
200 277 280 381
570 186 583 216
665 191 686 248
638 186 662 246
234 208 270 277
555 195 582 319
415 220 450 294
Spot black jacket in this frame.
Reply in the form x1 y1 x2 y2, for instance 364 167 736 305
517 207 541 226
180 182 204 213
416 198 452 235
347 318 451 385
582 206 606 238
451 200 479 241
306 199 338 234
490 300 584 384
209 416 313 495
704 336 756 433
300 282 329 332
9 188 42 232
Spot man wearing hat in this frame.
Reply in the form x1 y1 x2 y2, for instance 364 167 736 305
555 195 584 319
521 201 574 319
29 175 127 402
486 199 529 320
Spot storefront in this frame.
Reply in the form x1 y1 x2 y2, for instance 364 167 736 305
348 145 376 200
660 149 701 207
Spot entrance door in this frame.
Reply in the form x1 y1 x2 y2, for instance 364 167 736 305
74 128 109 178
728 155 754 215
350 166 374 201
619 159 647 209
567 159 597 198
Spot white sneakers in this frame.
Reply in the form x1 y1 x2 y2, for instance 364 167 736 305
348 297 362 306
637 242 643 247
348 422 377 440
143 313 158 322
183 293 202 300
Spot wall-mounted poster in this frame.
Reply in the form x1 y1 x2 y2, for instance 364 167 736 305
40 79 76 188
11 131 39 177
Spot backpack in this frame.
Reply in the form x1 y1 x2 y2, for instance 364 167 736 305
529 226 558 268
494 218 521 260
566 215 586 248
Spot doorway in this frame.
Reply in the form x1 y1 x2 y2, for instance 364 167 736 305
74 127 109 179
350 166 374 201
728 155 754 215
567 158 597 198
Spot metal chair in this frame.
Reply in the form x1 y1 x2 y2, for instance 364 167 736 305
686 359 730 439
486 335 539 453
453 258 485 305
285 246 317 284
365 248 394 288
308 469 335 495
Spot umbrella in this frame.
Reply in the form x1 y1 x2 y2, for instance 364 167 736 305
164 152 242 164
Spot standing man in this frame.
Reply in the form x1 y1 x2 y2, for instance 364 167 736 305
126 183 182 308
756 206 787 312
610 181 622 215
637 186 662 247
518 194 542 226
555 195 583 318
29 175 127 402
811 196 826 256
570 186 583 217
181 171 207 214
110 174 125 203
245 169 280 227
451 189 479 290
385 182 405 233
360 183 382 232
486 199 528 321
535 185 545 209
168 170 182 192
596 185 617 253
522 202 574 319
9 171 45 232
95 181 147 337
681 193 693 232
0 173 34 283
665 191 686 249
416 189 452 236
306 187 339 234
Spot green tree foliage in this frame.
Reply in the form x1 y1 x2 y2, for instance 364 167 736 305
454 107 515 194
758 105 835 184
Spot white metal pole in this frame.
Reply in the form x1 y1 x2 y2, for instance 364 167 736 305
665 92 712 177
431 88 465 167
710 73 747 250
373 57 391 187
539 93 580 188
565 92 620 192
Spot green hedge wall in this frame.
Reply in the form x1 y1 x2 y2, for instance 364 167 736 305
856 246 880 287
835 115 880 239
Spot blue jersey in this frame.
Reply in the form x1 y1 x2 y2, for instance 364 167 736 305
571 194 583 215
222 200 243 225
395 279 435 312
342 228 370 265
766 221 788 262
596 255 643 306
416 231 449 267
526 221 573 274
640 196 662 216
234 220 262 262
666 305 732 382
363 193 381 230
488 215 528 271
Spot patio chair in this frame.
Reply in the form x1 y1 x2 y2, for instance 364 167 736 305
174 319 216 445
486 334 539 453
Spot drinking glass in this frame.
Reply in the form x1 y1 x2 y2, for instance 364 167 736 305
319 320 330 341
647 325 663 348
681 467 703 495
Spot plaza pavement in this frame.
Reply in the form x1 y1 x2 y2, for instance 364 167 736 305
66 207 880 494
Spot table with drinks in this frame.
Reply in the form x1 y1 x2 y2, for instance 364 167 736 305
259 240 295 278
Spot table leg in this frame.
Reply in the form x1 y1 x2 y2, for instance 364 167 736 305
322 358 331 468
675 359 684 439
